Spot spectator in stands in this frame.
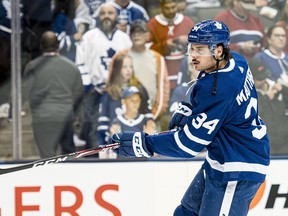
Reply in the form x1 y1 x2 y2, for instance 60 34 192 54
104 86 156 159
214 0 266 60
100 0 150 33
22 31 83 158
74 0 108 29
276 0 288 53
22 0 52 60
147 0 195 90
187 0 221 8
169 57 200 113
177 0 187 14
0 0 12 114
76 3 132 151
263 0 286 12
177 55 192 85
74 0 93 34
256 0 286 28
110 86 156 135
250 58 288 155
84 0 107 17
0 0 11 35
52 0 83 62
112 19 170 124
254 25 288 87
97 53 152 146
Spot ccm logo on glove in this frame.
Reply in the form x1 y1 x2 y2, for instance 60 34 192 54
168 101 193 130
133 132 150 157
176 103 193 116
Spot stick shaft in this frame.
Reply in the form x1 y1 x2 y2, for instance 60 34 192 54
0 143 120 175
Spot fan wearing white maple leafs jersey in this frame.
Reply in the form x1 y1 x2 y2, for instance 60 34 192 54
76 3 132 91
110 20 270 216
75 3 132 151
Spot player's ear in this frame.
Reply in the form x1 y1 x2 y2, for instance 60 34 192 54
215 45 224 60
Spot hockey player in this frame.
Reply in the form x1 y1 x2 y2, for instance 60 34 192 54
110 20 270 216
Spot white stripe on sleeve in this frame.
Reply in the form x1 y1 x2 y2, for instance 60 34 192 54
183 125 211 145
174 131 198 156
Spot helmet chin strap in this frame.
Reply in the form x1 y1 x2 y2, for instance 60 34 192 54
211 45 225 96
212 59 220 96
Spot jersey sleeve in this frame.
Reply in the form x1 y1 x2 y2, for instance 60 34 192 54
146 76 233 158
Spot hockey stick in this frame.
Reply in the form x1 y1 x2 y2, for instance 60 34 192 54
0 143 120 175
0 130 176 175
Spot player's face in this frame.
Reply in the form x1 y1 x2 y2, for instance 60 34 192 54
187 59 200 80
267 27 286 51
99 5 117 33
161 2 178 20
121 57 133 82
123 94 141 114
187 44 217 72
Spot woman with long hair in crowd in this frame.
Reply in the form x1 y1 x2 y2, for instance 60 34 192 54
97 53 153 146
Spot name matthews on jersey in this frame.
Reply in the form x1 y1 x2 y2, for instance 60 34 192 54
236 68 254 106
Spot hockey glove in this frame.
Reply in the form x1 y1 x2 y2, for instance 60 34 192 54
110 131 153 158
168 101 193 130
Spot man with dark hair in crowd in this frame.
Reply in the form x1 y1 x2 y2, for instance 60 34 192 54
22 31 83 158
147 0 195 90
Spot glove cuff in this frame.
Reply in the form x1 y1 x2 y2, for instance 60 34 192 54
132 132 152 157
120 131 153 157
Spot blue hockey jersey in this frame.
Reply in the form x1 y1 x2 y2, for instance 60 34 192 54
254 49 288 81
110 1 149 25
146 52 270 182
52 12 78 62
